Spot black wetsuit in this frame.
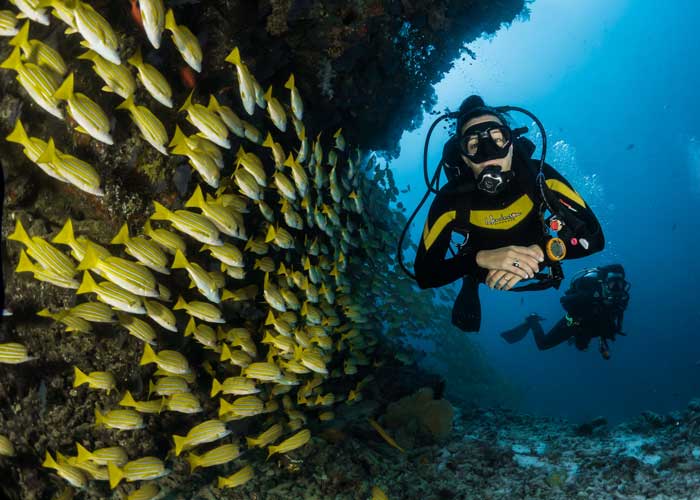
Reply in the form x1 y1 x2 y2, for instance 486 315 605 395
414 152 605 288
522 310 622 351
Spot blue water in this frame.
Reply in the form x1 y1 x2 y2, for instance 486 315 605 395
394 0 700 423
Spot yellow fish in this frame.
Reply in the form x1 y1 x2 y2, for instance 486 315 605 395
0 10 19 37
224 47 256 115
118 390 164 414
116 95 169 155
75 443 127 467
179 90 230 148
9 0 49 26
148 376 189 397
77 272 146 315
107 456 169 489
187 443 239 472
69 301 115 324
241 361 281 382
0 435 15 457
54 72 113 144
151 201 222 246
110 223 169 275
72 1 121 64
128 47 172 107
185 186 244 239
73 366 116 393
10 21 67 77
0 342 35 364
218 395 264 419
210 376 259 397
42 451 87 489
35 138 103 196
172 419 230 456
264 85 287 132
127 483 160 500
94 408 144 431
184 317 217 350
164 392 202 414
371 486 389 500
246 423 283 448
173 295 224 323
77 244 159 298
217 464 254 489
171 250 220 303
77 49 136 99
142 298 176 332
137 0 165 49
219 343 252 368
201 242 244 267
52 218 110 263
284 73 303 121
143 219 187 255
267 429 311 459
1 46 61 117
164 8 201 72
169 126 220 188
9 220 77 279
368 419 404 452
140 344 191 375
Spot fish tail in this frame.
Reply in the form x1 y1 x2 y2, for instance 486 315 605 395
73 366 89 388
264 224 276 243
0 46 22 70
164 8 177 32
126 47 143 68
76 243 100 271
107 461 124 489
168 125 188 150
218 398 233 417
173 434 188 456
35 137 59 164
264 85 272 100
15 250 37 274
284 74 295 90
173 295 187 310
186 451 200 473
94 408 104 427
224 47 241 66
52 218 77 247
245 436 257 448
119 390 136 408
53 72 75 102
109 223 130 245
283 153 294 168
115 94 135 113
139 344 157 366
151 201 173 221
184 316 196 337
148 379 156 398
143 219 154 237
178 89 194 113
77 49 97 61
5 119 30 148
262 132 273 149
264 310 275 326
184 185 205 209
42 451 58 469
76 271 97 295
266 446 276 461
9 21 30 49
8 220 32 247
75 443 93 463
220 343 232 362
171 249 188 270
210 378 222 397
207 94 220 112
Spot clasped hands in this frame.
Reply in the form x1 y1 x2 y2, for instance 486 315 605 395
475 244 545 291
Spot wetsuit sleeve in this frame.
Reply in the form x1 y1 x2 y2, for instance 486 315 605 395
413 193 481 289
542 163 605 258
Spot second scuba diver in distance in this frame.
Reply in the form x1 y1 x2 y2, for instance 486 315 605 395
413 95 605 332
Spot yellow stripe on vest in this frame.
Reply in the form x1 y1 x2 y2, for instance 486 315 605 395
422 210 456 251
545 179 586 208
469 195 533 230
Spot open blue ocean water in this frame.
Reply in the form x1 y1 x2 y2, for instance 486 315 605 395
394 0 700 424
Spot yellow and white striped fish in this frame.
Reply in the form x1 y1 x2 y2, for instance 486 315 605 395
284 153 309 197
200 242 243 268
10 0 49 25
263 273 287 312
73 366 116 393
69 301 115 323
54 73 113 144
151 201 222 246
169 126 220 188
143 219 187 255
164 8 201 72
116 95 169 155
284 73 303 121
1 46 62 118
264 85 287 132
94 408 144 431
127 483 160 500
148 376 189 397
0 342 35 364
171 249 220 303
140 344 191 375
143 298 176 332
10 21 67 77
236 146 266 186
52 218 110 263
233 167 263 201
127 47 172 107
77 272 146 314
209 96 244 137
35 138 103 196
185 186 242 238
217 464 254 489
173 295 224 323
107 456 169 489
42 451 87 489
210 376 259 397
224 47 256 116
118 390 164 414
183 317 217 350
267 429 311 458
296 347 328 374
9 219 77 279
138 0 165 49
77 49 135 99
241 361 281 382
72 1 121 64
265 225 295 250
5 120 67 181
262 132 286 169
75 443 127 467
218 395 264 419
17 249 79 288
246 423 283 448
110 223 169 275
0 435 15 457
77 244 159 298
187 443 239 472
262 331 295 354
172 419 230 456
48 0 77 32
164 391 202 414
117 312 157 344
219 344 252 368
179 90 230 148
0 10 19 37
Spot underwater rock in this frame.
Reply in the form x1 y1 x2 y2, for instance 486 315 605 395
573 416 608 436
382 387 454 448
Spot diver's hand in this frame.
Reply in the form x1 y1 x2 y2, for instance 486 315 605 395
486 270 523 290
476 245 544 279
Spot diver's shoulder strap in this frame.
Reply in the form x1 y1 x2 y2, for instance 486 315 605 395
436 177 475 233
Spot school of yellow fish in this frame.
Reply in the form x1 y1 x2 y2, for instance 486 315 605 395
1 1 398 498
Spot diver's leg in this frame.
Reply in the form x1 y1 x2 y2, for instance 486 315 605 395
500 322 531 344
531 317 574 350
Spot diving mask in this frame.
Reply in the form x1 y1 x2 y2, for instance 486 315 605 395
459 121 512 163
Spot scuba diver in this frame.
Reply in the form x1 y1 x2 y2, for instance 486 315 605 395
408 95 605 332
501 264 630 360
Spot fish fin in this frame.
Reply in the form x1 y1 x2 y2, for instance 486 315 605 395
139 343 158 366
186 451 199 472
0 46 22 70
171 249 188 270
107 461 124 489
118 390 136 408
284 74 295 90
9 21 30 49
184 316 196 337
75 443 93 463
127 47 143 68
52 218 77 247
35 137 58 164
76 243 100 271
173 295 187 310
16 250 37 274
115 94 135 112
173 434 188 456
218 397 233 417
151 201 173 221
224 47 241 66
220 343 232 362
164 8 177 32
73 366 89 388
76 271 98 295
264 224 275 243
5 119 30 147
109 223 130 245
210 378 222 397
8 219 33 247
262 132 273 148
184 185 205 209
53 72 75 102
42 451 58 469
178 89 195 113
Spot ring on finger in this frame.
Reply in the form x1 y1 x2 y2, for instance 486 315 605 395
513 259 520 268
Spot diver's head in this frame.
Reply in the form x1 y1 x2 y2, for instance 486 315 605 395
456 95 514 194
